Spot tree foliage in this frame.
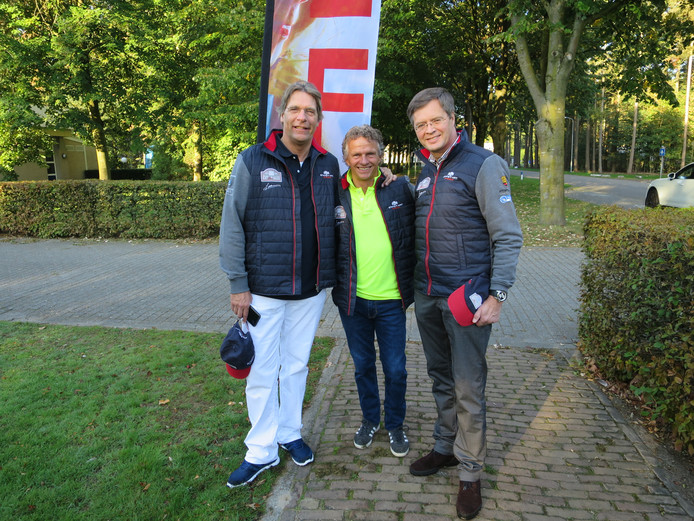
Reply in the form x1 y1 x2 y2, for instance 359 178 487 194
373 0 523 161
0 0 264 181
505 0 691 225
1 0 692 194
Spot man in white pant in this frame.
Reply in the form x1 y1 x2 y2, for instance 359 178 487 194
219 81 339 487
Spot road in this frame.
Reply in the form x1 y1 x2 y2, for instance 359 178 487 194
510 169 652 208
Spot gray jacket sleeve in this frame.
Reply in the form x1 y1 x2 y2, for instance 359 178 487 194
475 154 523 292
219 153 252 294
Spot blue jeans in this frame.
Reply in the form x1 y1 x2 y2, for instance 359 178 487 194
339 297 407 431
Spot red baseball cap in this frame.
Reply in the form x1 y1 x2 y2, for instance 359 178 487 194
447 275 489 326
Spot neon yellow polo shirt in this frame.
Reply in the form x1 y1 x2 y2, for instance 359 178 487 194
347 170 401 300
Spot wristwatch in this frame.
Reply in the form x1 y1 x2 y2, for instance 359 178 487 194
491 290 507 303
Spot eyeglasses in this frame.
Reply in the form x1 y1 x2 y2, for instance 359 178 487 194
286 106 317 118
414 116 449 134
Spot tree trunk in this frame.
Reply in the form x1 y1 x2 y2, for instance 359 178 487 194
627 101 638 174
598 87 605 174
682 50 692 168
514 122 521 167
511 5 587 226
535 105 566 226
524 121 532 167
192 120 203 182
465 104 474 143
490 97 507 158
87 100 110 180
591 119 597 172
585 120 591 172
572 115 579 172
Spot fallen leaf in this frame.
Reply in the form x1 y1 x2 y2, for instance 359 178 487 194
159 399 170 406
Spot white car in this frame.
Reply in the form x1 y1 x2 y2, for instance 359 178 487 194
645 162 694 208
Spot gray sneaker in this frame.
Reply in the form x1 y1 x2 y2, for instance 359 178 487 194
388 426 409 457
354 419 380 449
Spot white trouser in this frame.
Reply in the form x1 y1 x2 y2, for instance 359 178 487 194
243 290 326 464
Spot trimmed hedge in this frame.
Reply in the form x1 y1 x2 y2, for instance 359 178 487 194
579 207 694 454
0 180 226 239
84 169 153 180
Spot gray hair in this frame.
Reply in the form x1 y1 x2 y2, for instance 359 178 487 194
278 81 323 121
341 125 385 160
407 87 455 124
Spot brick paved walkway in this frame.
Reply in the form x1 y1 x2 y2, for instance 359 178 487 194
265 339 693 521
1 239 692 520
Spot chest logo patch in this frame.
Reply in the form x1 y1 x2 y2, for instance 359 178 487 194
501 175 508 186
443 172 457 180
335 205 346 219
500 195 512 204
260 168 282 183
416 177 431 191
320 170 333 179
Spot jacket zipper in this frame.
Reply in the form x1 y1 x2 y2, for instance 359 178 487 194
424 164 442 295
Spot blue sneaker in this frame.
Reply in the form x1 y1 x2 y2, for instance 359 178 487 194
279 438 314 466
226 457 280 488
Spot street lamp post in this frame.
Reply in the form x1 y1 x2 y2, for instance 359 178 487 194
564 116 574 172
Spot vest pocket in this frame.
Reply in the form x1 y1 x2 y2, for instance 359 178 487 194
456 233 467 270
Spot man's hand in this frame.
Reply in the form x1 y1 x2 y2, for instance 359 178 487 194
472 296 502 326
230 291 252 323
380 166 397 186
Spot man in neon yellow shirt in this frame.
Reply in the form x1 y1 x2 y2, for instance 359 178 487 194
332 125 415 457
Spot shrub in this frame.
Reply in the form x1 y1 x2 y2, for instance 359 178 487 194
0 180 225 239
579 207 694 454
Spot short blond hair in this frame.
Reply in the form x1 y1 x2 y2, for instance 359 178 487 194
341 125 384 160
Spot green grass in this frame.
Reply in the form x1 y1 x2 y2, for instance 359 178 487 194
0 322 333 521
512 176 597 247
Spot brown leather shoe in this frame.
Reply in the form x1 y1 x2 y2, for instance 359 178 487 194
456 480 482 519
409 449 458 476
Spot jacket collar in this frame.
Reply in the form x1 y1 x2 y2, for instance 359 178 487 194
340 169 384 190
417 129 467 165
263 129 328 156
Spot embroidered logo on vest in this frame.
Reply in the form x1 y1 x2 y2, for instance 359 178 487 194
260 168 282 183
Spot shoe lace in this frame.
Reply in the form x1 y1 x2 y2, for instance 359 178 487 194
357 420 377 436
389 426 408 444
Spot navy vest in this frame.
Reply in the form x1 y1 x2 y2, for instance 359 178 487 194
242 131 338 296
414 132 492 297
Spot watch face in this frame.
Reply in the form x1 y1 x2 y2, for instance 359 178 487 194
494 290 507 302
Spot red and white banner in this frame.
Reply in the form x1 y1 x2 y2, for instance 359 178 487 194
261 0 382 172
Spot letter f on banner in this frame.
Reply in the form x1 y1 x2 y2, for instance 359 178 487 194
257 0 381 171
308 48 368 146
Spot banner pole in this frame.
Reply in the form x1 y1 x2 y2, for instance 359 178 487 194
257 0 275 144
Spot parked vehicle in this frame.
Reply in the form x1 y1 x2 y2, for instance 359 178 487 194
645 162 694 208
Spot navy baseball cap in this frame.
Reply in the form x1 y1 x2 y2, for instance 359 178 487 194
220 320 255 379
